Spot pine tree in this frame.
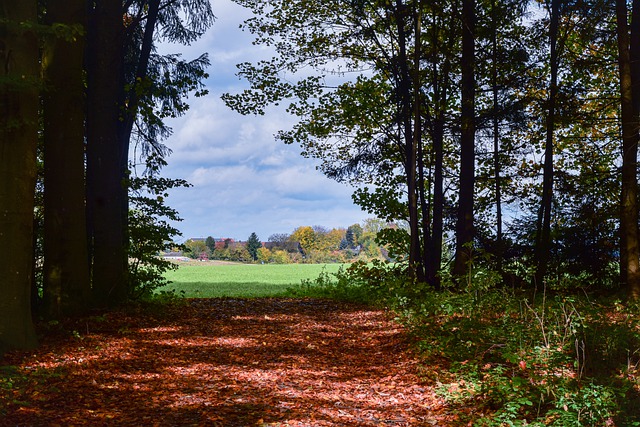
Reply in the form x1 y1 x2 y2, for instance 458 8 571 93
205 236 216 254
247 233 262 262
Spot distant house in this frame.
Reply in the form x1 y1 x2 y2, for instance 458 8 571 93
161 250 190 262
214 238 235 250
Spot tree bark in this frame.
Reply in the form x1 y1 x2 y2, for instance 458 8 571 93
428 117 444 290
616 0 640 300
393 0 424 282
453 0 476 279
42 0 91 318
425 10 452 291
413 2 430 285
534 0 559 288
86 0 127 306
491 0 503 274
0 0 39 353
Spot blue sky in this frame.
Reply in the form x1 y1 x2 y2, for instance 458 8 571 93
152 0 368 242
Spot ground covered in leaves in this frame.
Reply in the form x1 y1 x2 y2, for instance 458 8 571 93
1 298 455 426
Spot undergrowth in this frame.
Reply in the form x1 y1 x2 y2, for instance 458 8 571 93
294 260 640 426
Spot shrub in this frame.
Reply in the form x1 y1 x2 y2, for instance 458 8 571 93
128 167 188 299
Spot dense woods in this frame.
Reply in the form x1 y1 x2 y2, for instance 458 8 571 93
1 0 213 353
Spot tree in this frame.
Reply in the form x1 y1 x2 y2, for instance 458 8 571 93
346 224 363 248
290 226 317 254
615 0 640 299
86 0 213 306
85 0 127 306
257 246 272 263
362 218 387 235
480 0 529 273
224 0 440 282
345 228 356 249
205 236 216 255
229 245 251 262
453 0 477 278
0 0 39 353
268 233 290 245
219 0 639 297
319 228 345 252
532 0 560 287
246 232 262 261
118 0 212 291
128 160 189 298
184 239 208 259
42 0 91 317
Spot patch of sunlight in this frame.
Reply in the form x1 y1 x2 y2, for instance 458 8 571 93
137 326 183 333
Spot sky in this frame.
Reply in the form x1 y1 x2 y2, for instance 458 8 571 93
151 0 368 242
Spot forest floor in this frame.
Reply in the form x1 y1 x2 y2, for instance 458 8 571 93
0 298 460 426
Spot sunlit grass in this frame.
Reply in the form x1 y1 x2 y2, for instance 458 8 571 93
159 263 347 298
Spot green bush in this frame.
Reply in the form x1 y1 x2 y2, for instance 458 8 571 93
288 260 640 425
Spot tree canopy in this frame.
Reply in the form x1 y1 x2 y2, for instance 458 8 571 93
224 0 640 298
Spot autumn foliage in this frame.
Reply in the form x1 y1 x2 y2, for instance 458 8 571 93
1 299 456 426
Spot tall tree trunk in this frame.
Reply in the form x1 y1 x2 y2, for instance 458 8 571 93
394 0 424 282
0 0 39 353
425 11 451 291
86 0 127 306
491 0 503 274
616 0 640 300
453 0 476 278
413 2 431 285
42 0 91 318
534 0 559 288
428 117 444 290
418 129 431 284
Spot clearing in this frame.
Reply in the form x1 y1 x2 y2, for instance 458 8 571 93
1 298 455 426
159 263 348 298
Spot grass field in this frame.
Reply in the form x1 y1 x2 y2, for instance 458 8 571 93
158 262 346 298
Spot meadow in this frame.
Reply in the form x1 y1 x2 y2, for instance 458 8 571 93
159 261 347 298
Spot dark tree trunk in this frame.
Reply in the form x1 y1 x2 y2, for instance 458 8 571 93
453 0 476 279
86 0 127 306
616 0 640 300
413 2 430 285
425 11 451 291
534 0 559 288
42 0 91 318
0 0 39 353
418 130 431 285
491 0 503 274
394 0 424 282
428 117 444 290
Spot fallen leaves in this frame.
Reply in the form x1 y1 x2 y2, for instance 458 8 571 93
1 298 454 426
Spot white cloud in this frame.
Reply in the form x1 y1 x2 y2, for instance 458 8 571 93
152 0 367 241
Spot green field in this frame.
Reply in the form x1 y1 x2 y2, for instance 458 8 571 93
158 262 346 298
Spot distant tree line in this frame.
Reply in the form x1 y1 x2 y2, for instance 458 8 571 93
179 219 389 264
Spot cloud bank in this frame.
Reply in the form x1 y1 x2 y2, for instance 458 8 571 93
152 0 367 241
